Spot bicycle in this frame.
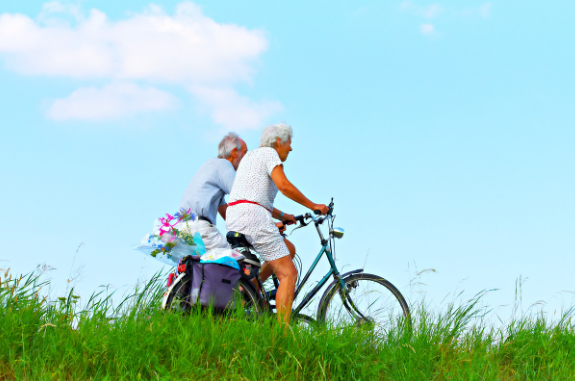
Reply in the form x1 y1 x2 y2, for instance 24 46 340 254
162 199 410 331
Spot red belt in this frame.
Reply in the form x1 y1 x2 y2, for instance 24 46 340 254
228 200 272 213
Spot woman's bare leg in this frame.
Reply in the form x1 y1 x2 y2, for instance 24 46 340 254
267 255 298 324
259 238 296 282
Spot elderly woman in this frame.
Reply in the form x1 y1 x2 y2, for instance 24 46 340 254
226 123 328 324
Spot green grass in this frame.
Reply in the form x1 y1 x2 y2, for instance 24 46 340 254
1 270 575 380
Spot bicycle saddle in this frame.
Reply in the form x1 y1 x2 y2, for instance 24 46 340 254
226 231 261 271
226 231 253 249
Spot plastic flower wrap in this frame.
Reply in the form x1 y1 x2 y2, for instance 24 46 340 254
135 208 207 266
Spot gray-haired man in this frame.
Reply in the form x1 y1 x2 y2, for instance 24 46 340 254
179 133 248 249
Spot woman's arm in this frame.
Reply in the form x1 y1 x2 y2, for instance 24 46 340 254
270 165 328 214
271 207 297 224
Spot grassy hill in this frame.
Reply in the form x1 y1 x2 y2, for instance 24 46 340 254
1 270 575 380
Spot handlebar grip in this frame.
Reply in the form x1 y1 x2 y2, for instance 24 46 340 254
294 214 305 223
314 210 321 215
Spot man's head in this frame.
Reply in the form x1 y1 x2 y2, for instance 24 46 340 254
260 123 293 162
218 132 247 170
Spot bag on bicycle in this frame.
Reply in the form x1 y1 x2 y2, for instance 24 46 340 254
190 263 241 310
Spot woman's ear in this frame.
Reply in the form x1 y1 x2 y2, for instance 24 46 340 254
276 137 282 148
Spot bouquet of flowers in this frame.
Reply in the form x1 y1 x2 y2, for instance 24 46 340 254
135 208 206 266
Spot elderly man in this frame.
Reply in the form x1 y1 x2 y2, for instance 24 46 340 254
226 123 328 323
180 132 247 250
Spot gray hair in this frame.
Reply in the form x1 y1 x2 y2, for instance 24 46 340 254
218 132 242 158
260 123 293 148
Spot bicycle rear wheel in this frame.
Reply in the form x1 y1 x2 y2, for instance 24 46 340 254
163 275 192 313
237 278 263 318
317 273 410 333
163 275 263 317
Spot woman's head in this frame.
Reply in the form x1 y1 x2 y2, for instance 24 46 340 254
260 123 293 162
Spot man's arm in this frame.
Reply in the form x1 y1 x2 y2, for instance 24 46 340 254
216 162 235 221
219 162 236 195
218 204 228 220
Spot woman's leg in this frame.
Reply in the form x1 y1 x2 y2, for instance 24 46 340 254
267 255 298 324
259 238 295 282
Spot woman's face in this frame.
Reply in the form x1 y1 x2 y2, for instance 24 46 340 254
276 137 292 162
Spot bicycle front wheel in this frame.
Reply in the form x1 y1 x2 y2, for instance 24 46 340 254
317 273 410 332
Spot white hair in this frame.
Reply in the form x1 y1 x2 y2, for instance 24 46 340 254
218 132 242 158
260 123 293 148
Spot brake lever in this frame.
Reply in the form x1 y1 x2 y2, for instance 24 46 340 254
289 214 311 236
288 224 305 236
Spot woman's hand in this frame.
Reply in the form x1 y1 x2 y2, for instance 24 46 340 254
313 204 329 215
281 213 297 225
275 222 287 233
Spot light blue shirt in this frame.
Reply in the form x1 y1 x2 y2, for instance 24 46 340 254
180 158 236 224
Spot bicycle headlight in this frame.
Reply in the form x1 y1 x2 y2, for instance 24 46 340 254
330 227 344 239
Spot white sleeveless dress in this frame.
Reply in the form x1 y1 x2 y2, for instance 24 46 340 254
226 147 290 262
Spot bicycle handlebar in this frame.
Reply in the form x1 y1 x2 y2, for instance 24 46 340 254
293 198 335 228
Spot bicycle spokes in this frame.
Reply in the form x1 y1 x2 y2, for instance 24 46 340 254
339 288 371 323
321 274 409 333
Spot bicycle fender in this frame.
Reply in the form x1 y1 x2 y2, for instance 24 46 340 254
316 268 364 318
161 273 188 310
339 268 364 278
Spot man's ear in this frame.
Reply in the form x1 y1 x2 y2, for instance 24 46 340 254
230 147 238 159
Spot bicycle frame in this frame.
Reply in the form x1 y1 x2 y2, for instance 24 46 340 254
266 209 350 317
291 242 341 316
290 245 372 323
246 200 373 322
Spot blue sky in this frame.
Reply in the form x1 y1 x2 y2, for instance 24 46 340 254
1 0 574 319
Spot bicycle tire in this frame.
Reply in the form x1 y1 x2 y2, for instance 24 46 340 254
163 274 192 313
237 278 263 318
317 273 410 331
292 313 317 329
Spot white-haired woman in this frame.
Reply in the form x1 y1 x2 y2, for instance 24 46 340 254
226 123 328 324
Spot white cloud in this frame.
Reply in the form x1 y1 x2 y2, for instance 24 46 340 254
420 23 436 35
478 3 492 18
402 2 492 36
38 1 84 24
191 86 283 131
401 2 444 18
47 82 178 121
0 3 266 82
0 2 280 128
